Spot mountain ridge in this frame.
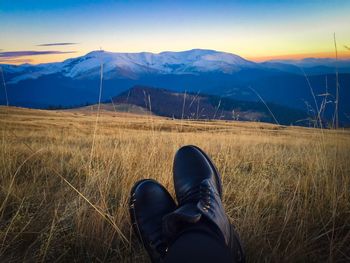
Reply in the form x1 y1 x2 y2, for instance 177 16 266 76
2 49 258 83
3 49 350 84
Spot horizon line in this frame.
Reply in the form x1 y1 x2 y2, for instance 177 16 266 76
1 49 350 65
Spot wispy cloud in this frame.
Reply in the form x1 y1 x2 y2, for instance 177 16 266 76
0 57 33 64
345 45 350 51
0 50 76 58
37 42 78 47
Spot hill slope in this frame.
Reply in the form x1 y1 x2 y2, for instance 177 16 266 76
112 86 307 125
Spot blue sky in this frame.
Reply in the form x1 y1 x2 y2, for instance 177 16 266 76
1 0 350 64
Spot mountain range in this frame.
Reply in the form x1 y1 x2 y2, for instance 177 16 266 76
1 49 349 126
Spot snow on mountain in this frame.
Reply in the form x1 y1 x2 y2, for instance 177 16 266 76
61 49 257 77
1 49 258 83
3 50 349 84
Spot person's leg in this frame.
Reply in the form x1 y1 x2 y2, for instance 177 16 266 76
165 232 232 263
164 219 233 263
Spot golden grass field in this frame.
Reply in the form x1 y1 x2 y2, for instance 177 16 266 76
1 106 349 262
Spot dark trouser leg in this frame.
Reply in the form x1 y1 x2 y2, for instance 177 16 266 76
164 227 234 263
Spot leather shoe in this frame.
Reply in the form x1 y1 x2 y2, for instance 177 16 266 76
129 179 176 262
164 145 245 262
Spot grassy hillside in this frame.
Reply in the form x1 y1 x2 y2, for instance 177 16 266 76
112 86 307 125
0 106 349 262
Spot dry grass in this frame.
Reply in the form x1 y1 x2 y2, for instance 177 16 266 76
0 106 349 262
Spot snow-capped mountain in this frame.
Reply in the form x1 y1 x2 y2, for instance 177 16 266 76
3 49 350 84
3 49 258 83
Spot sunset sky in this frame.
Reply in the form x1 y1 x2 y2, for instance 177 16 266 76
1 0 350 64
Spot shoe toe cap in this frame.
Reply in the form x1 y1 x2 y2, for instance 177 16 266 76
174 145 220 200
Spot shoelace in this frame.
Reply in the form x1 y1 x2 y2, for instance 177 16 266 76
180 181 213 211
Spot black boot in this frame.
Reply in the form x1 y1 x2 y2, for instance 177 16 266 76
163 145 245 262
129 179 177 262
